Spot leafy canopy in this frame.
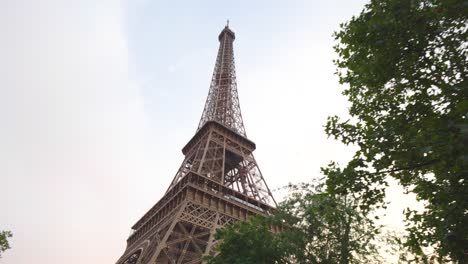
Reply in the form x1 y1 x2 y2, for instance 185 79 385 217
0 230 12 258
206 183 385 264
325 0 467 261
204 216 286 264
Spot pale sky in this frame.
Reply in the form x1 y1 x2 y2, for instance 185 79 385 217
1 0 416 263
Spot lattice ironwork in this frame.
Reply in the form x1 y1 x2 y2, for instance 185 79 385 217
116 23 276 264
167 121 276 206
197 24 246 136
122 249 142 264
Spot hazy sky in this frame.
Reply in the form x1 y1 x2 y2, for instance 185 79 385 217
1 0 415 263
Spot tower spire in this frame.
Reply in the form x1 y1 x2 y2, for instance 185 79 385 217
197 24 246 136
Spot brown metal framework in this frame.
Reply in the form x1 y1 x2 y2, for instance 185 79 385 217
116 24 276 264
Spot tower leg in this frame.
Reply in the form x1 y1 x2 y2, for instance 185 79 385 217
139 202 187 264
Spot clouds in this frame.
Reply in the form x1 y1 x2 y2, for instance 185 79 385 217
0 1 360 262
0 0 416 263
0 1 157 263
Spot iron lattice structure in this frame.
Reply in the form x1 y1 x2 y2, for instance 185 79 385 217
197 25 245 136
116 24 276 264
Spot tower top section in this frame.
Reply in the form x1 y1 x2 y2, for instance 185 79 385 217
197 24 246 136
218 23 235 41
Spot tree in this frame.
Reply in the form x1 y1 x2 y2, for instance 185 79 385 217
275 183 384 264
204 216 287 264
206 183 385 264
0 230 12 258
325 0 467 262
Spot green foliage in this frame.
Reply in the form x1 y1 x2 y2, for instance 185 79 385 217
204 216 286 264
206 183 385 264
326 0 467 262
274 183 383 264
0 230 12 258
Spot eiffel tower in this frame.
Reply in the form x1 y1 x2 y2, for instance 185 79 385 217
116 23 276 264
